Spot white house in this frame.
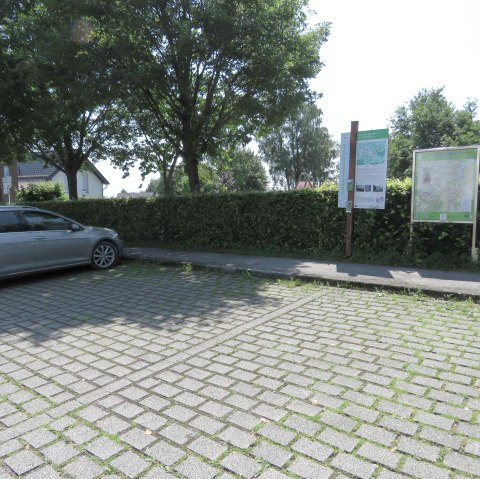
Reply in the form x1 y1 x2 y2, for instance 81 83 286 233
15 160 109 198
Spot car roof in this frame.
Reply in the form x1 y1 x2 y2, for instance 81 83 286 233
0 205 41 211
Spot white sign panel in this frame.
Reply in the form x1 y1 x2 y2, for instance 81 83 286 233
354 129 389 209
338 132 350 208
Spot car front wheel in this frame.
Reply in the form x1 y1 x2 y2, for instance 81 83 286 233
91 241 118 270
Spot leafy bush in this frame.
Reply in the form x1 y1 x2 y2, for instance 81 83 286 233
25 178 477 267
16 182 67 202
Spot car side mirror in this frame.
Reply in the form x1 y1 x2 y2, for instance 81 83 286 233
70 223 81 232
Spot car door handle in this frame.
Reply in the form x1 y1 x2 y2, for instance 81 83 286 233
34 236 47 241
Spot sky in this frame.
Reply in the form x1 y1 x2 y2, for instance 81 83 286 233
97 0 480 197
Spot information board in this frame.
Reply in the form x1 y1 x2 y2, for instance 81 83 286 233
338 132 350 208
338 129 389 209
412 147 480 223
354 129 389 209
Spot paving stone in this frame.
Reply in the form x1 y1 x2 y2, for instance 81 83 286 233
227 410 261 430
221 452 262 479
376 470 407 479
257 469 291 479
320 411 357 432
358 442 402 469
175 456 218 479
41 441 80 465
397 437 440 462
401 458 449 479
356 424 397 446
284 414 321 436
258 423 297 446
23 399 50 414
4 450 43 475
344 404 379 423
118 386 148 401
0 439 22 457
444 451 480 476
219 425 256 448
176 391 206 407
379 415 418 436
288 457 333 479
159 424 197 445
24 465 63 479
110 451 150 478
291 437 333 461
188 436 227 460
190 414 225 434
112 402 144 419
140 395 170 411
87 436 123 460
0 403 17 418
318 428 358 452
77 405 107 422
63 456 103 479
252 441 293 467
141 467 176 479
199 401 233 418
153 383 181 398
286 400 321 417
331 452 377 479
146 440 186 465
64 425 98 445
96 415 129 434
163 405 197 422
414 411 454 430
134 411 167 430
465 441 480 456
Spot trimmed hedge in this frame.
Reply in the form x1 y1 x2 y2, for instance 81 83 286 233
26 178 477 267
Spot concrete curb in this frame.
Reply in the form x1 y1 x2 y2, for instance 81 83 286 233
124 247 480 300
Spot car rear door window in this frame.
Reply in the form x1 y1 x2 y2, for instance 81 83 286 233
0 211 22 233
21 211 71 231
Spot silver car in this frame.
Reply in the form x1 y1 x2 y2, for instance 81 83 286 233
0 206 124 279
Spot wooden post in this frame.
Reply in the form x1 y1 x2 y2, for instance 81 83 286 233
345 121 359 257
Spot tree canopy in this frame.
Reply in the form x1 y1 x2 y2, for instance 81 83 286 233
388 88 480 178
0 0 132 199
146 147 268 195
106 0 329 192
259 102 337 189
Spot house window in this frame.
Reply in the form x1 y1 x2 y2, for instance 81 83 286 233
82 172 89 194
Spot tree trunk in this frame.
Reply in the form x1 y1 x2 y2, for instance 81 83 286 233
66 168 78 200
183 144 201 193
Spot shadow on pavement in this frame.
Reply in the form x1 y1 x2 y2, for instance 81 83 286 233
0 261 283 345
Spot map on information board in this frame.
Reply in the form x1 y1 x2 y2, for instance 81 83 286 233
356 140 387 165
412 147 479 222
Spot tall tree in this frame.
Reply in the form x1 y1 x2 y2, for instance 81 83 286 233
258 102 337 189
108 0 329 192
388 88 480 178
0 0 131 199
215 148 268 192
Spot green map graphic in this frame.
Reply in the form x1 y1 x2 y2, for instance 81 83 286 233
413 148 478 222
356 140 386 165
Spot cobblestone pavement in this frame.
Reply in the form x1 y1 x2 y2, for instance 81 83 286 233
0 262 479 479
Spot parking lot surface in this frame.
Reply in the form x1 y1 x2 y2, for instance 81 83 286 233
0 261 479 479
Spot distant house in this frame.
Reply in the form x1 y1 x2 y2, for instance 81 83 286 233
2 160 109 200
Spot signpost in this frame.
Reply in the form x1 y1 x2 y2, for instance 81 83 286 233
339 126 389 256
412 146 480 261
2 176 12 205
